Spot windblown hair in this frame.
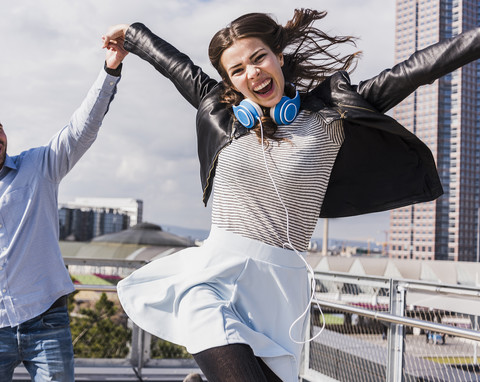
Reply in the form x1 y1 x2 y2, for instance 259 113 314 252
208 9 360 142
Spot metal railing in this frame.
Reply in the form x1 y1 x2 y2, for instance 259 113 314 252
301 271 480 382
14 258 480 381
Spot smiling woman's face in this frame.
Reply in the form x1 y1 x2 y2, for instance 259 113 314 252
220 37 285 108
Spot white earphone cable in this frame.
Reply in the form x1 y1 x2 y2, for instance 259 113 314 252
257 118 325 344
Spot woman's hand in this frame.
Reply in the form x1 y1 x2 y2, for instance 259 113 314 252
102 24 130 49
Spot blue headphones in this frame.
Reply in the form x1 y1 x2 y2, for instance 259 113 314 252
232 90 301 129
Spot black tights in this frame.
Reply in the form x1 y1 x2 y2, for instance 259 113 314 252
193 343 283 382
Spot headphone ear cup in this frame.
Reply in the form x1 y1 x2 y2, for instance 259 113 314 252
270 90 300 125
233 99 264 128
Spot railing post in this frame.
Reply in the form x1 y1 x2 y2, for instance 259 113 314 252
130 323 152 373
387 280 405 382
474 315 479 366
300 305 312 381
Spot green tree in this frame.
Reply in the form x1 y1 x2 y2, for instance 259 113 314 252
70 292 131 358
150 338 192 359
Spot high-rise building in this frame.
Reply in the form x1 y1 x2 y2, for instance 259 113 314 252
59 197 143 241
389 0 479 261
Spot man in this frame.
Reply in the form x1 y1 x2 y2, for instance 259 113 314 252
0 38 127 381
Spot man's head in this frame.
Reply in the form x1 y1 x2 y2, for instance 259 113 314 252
0 123 7 169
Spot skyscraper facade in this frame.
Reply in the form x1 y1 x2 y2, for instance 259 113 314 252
389 0 479 261
59 197 143 241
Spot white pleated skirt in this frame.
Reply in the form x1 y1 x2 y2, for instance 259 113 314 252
117 225 310 382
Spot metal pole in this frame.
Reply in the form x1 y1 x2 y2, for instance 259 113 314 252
477 207 480 263
322 219 329 256
475 208 479 365
386 280 405 382
475 314 479 366
315 299 480 342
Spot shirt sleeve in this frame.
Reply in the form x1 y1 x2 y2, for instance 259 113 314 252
40 66 121 182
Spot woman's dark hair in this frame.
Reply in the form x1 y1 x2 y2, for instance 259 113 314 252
208 9 360 142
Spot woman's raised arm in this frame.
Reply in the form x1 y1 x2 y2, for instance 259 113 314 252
106 23 218 109
356 27 480 113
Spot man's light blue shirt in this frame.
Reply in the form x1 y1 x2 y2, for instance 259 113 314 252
0 68 120 327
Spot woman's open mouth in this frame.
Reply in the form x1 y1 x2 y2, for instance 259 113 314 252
253 79 273 95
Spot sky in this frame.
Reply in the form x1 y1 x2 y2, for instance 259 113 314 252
0 0 396 244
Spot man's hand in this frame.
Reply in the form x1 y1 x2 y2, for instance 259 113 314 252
103 24 130 69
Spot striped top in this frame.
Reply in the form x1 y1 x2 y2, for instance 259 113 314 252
211 110 344 251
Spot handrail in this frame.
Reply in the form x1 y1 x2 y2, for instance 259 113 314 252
400 282 480 298
75 284 118 292
75 283 480 341
64 257 147 268
314 271 391 288
315 299 480 342
314 270 480 296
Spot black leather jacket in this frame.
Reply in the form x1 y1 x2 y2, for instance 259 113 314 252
124 23 480 218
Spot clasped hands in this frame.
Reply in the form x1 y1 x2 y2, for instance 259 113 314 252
103 24 130 70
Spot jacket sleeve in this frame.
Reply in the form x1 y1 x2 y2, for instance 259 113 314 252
356 27 480 113
124 23 218 109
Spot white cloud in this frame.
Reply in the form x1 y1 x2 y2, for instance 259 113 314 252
0 0 396 242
